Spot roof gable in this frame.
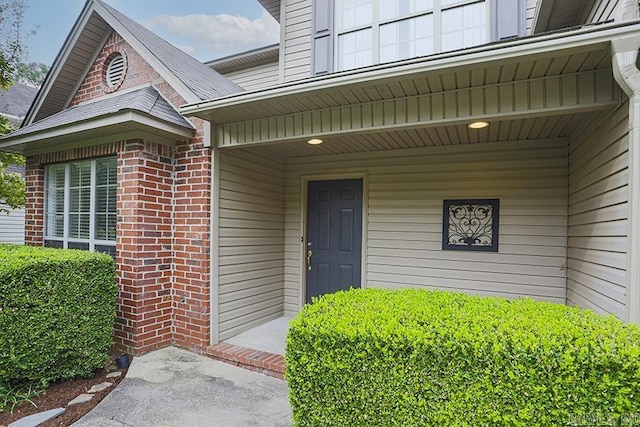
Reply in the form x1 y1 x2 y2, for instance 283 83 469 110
24 0 242 126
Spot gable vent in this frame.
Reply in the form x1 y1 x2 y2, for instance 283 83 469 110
105 53 126 88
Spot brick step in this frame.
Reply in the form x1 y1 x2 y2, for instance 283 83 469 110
206 343 285 379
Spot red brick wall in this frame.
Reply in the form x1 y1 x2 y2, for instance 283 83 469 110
116 140 174 354
172 131 211 353
71 32 169 106
24 31 214 355
24 158 44 246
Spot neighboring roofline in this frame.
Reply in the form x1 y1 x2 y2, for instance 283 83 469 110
205 44 279 73
182 20 637 119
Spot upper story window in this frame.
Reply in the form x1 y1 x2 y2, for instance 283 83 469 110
336 0 487 71
45 157 117 257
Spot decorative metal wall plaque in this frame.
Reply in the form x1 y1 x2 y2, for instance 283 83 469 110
442 199 499 252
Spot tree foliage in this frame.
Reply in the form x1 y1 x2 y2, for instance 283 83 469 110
0 115 25 213
0 0 32 89
12 61 48 87
0 0 30 212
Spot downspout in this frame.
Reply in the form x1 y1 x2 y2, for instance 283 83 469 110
203 119 220 344
611 0 640 325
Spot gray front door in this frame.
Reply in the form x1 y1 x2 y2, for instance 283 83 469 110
306 179 363 303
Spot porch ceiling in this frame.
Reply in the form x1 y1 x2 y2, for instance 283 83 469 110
225 110 604 160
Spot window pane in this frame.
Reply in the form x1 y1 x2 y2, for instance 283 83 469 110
68 241 90 251
442 2 486 52
379 0 432 21
95 157 117 242
44 239 63 249
380 14 434 63
337 0 373 31
338 28 373 71
46 164 66 238
95 244 116 258
70 161 91 187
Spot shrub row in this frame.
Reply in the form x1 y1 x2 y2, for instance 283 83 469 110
286 288 640 426
0 244 117 390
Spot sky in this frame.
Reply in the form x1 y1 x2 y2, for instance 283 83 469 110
21 0 280 67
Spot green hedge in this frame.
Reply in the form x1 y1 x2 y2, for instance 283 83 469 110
286 288 640 426
0 244 117 390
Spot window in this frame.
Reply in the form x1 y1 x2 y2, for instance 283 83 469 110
336 0 488 71
442 199 499 252
45 158 117 256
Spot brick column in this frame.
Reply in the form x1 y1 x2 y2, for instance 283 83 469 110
172 128 212 353
115 140 174 354
24 158 44 246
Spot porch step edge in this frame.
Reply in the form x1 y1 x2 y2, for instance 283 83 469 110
206 343 286 380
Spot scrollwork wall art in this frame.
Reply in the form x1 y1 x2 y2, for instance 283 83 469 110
442 199 499 252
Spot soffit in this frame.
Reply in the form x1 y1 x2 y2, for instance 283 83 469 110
258 0 280 22
534 0 594 33
187 30 614 125
32 12 111 123
227 111 604 160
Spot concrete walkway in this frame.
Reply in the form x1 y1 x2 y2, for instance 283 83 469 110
73 346 292 427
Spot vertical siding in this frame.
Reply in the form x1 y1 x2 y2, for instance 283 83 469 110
283 0 313 83
283 139 569 315
218 151 285 340
222 61 280 91
584 0 620 23
567 103 628 319
0 206 25 244
526 0 539 34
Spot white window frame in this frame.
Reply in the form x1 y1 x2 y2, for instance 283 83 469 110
334 0 491 71
44 157 117 253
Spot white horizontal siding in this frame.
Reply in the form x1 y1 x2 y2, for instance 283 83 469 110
218 151 285 340
283 0 312 83
526 0 539 34
0 206 24 244
283 139 569 315
567 102 628 319
222 61 279 91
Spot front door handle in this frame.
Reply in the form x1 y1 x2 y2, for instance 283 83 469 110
307 250 313 271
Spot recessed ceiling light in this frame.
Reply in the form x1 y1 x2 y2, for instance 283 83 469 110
468 121 489 129
307 138 323 145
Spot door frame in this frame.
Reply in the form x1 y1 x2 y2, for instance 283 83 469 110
298 173 368 309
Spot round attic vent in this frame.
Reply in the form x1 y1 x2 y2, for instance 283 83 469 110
105 53 126 88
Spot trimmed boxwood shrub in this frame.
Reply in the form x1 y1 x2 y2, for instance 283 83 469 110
0 244 117 390
286 288 640 426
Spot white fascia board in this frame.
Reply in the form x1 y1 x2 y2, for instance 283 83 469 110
93 2 201 105
182 21 640 119
0 111 195 152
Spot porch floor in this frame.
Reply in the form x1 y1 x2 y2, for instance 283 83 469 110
206 316 293 379
224 316 293 355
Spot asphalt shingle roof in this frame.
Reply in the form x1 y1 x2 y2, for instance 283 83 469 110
98 0 243 101
0 83 38 119
4 86 194 139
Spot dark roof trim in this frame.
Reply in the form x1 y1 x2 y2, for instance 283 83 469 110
206 44 279 74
